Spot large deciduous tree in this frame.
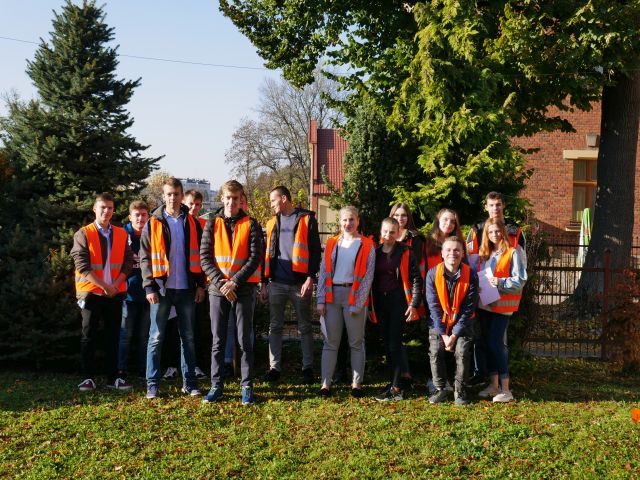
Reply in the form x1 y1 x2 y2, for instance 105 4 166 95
221 0 640 238
0 0 160 367
225 73 340 203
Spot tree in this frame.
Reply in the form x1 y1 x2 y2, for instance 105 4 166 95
0 0 160 368
327 98 416 235
1 0 160 246
225 73 341 201
222 0 640 261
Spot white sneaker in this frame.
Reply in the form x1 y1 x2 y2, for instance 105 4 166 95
163 367 178 380
478 385 501 398
493 391 514 403
194 367 207 380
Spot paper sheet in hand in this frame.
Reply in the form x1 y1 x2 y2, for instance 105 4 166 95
319 315 328 339
478 268 501 307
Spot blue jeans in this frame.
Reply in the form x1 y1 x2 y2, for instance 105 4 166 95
479 309 510 379
118 300 150 375
146 289 197 388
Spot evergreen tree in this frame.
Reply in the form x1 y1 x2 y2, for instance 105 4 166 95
0 0 159 368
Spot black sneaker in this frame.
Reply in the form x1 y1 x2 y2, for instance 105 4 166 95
302 368 314 385
428 389 449 404
399 377 413 393
263 369 281 382
351 388 364 398
375 387 403 402
318 387 331 398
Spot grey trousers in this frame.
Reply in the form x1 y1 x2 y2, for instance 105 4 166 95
321 286 367 387
428 327 472 397
268 281 314 371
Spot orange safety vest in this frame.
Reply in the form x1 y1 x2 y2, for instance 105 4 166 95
324 235 374 306
264 214 311 278
469 225 522 255
481 247 522 313
424 238 443 271
149 214 202 278
75 223 128 294
434 262 471 335
212 216 260 283
369 248 415 324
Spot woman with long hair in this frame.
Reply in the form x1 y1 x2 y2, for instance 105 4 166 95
370 218 422 401
425 208 466 270
474 218 527 402
317 206 376 397
389 202 426 391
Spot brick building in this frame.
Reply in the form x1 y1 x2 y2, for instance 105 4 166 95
309 107 640 239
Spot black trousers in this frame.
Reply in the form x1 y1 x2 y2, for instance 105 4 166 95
80 293 123 383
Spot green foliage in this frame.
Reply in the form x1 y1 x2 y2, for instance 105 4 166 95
327 99 416 235
1 358 640 478
221 0 640 225
0 0 160 369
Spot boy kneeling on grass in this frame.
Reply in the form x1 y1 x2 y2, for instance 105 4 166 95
425 236 478 405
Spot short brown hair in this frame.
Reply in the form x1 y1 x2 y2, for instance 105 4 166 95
129 200 149 213
163 177 184 194
221 180 244 195
442 235 464 250
95 192 115 206
184 189 203 201
271 186 291 201
485 191 505 204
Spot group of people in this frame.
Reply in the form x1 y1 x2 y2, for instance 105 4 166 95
71 178 527 406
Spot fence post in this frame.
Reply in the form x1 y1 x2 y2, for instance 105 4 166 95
601 248 611 360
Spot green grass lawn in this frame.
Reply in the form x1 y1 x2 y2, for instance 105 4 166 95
1 356 639 479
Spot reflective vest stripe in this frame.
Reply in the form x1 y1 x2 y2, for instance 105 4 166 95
434 262 471 335
213 216 260 283
324 235 374 306
491 248 522 313
75 223 128 294
264 214 312 279
150 215 202 278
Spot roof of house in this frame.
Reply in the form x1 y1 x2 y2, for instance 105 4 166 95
311 126 349 195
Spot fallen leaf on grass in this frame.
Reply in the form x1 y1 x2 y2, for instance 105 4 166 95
631 409 640 423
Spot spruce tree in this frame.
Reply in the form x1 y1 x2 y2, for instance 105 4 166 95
0 0 159 368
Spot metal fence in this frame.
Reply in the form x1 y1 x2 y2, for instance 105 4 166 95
524 236 640 358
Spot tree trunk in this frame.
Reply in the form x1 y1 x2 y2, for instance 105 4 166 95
576 71 640 296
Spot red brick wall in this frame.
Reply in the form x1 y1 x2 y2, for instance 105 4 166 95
513 103 640 241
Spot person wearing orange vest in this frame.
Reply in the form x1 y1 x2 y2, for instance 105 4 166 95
474 218 527 403
200 180 262 406
425 236 478 405
425 209 466 270
71 192 134 393
388 202 427 392
317 206 376 398
465 191 525 255
261 186 321 385
466 191 526 388
370 218 422 402
140 177 205 400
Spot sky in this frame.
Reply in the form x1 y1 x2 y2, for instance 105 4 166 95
0 0 281 189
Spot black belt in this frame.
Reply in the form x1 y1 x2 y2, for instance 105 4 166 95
333 283 353 287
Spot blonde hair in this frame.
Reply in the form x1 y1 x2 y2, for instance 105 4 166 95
479 218 510 261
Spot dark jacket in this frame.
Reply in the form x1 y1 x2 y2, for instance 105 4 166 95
70 222 134 299
263 208 321 284
425 264 478 336
400 229 426 266
200 209 262 297
372 243 423 308
139 204 205 294
124 222 146 303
